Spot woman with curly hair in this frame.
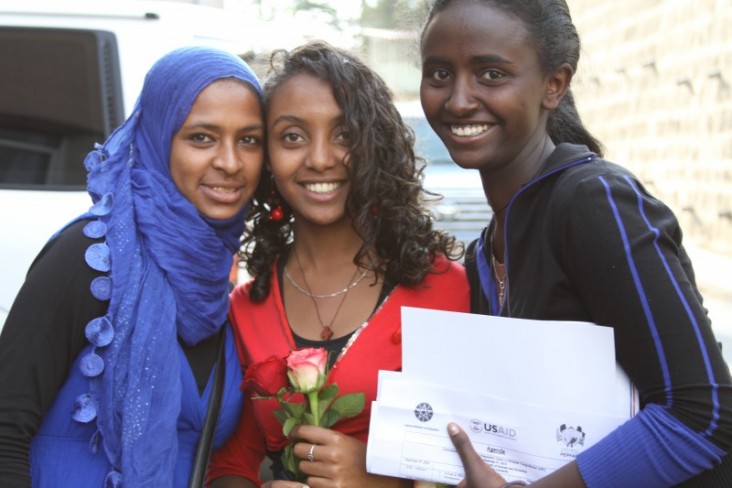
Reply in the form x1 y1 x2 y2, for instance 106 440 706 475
208 41 470 487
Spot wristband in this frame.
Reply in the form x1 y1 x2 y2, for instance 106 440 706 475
500 482 528 487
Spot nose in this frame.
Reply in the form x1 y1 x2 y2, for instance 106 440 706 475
305 135 337 171
444 75 479 116
213 141 242 174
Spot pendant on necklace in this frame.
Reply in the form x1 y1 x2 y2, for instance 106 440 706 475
321 326 334 340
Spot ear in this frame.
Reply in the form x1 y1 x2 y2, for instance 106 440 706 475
542 63 573 110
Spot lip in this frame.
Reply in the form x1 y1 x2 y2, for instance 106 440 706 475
200 183 244 204
439 121 496 147
299 179 346 202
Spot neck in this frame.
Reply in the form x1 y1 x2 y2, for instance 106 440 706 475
290 221 366 272
481 134 555 220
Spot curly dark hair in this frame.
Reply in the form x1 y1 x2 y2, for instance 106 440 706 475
242 40 461 302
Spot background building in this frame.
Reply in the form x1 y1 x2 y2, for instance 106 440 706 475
570 0 731 254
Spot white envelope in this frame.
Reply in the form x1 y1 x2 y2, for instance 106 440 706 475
400 307 636 418
364 308 638 483
367 371 630 484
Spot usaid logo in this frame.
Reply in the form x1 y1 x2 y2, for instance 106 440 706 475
469 419 517 439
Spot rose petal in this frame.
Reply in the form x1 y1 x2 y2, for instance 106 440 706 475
287 363 321 393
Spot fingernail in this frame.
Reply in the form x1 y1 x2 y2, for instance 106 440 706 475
448 422 460 435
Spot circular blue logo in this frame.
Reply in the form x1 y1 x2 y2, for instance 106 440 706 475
414 402 434 422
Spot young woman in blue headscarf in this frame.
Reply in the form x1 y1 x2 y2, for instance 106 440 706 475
0 46 265 488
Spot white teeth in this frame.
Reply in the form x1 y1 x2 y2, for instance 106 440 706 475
305 182 340 193
211 186 236 193
451 124 490 137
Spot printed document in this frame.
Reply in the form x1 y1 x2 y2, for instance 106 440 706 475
365 308 638 484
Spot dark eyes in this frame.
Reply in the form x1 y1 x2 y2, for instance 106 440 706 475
425 68 506 84
190 133 212 143
189 133 260 146
429 69 451 82
481 69 505 81
280 128 349 145
334 129 351 142
241 135 261 146
283 132 304 143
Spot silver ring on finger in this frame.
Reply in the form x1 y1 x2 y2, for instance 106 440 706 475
307 443 316 462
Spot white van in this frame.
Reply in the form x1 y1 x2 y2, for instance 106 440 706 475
0 0 266 329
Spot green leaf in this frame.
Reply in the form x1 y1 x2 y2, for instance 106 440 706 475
318 384 339 404
303 411 315 425
282 445 298 477
273 408 288 425
315 384 339 425
282 416 301 437
320 408 342 428
276 387 288 401
330 392 365 418
281 401 305 419
282 443 307 482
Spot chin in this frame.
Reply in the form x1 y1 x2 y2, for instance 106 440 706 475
199 208 241 221
449 154 487 171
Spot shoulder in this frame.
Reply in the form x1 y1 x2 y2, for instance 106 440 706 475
546 147 637 196
230 278 255 304
25 218 103 285
229 278 267 318
427 254 467 283
539 147 654 222
32 219 96 266
229 272 282 324
392 254 470 311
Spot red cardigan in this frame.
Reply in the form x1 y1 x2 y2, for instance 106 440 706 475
209 256 470 484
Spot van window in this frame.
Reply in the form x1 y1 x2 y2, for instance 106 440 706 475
0 27 124 189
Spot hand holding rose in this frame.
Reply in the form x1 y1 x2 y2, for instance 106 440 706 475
243 348 365 482
288 424 411 488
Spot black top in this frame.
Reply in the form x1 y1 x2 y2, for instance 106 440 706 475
0 220 220 485
466 143 732 486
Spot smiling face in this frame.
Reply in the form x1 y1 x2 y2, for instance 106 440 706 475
169 78 264 220
266 73 351 227
420 0 555 174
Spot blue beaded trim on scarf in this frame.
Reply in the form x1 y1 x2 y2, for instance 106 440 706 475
71 181 114 441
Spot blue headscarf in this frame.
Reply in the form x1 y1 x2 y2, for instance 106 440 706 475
72 46 262 487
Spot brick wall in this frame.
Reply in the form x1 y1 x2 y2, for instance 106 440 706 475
569 0 732 254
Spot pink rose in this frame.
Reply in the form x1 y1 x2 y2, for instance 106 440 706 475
243 355 288 396
286 348 328 393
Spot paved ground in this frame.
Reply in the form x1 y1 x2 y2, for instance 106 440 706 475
685 242 732 367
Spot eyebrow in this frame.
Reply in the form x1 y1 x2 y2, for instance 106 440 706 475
270 113 346 128
471 54 512 65
423 53 512 66
181 121 264 132
270 114 305 127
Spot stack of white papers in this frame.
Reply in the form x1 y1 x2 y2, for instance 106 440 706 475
366 307 638 485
